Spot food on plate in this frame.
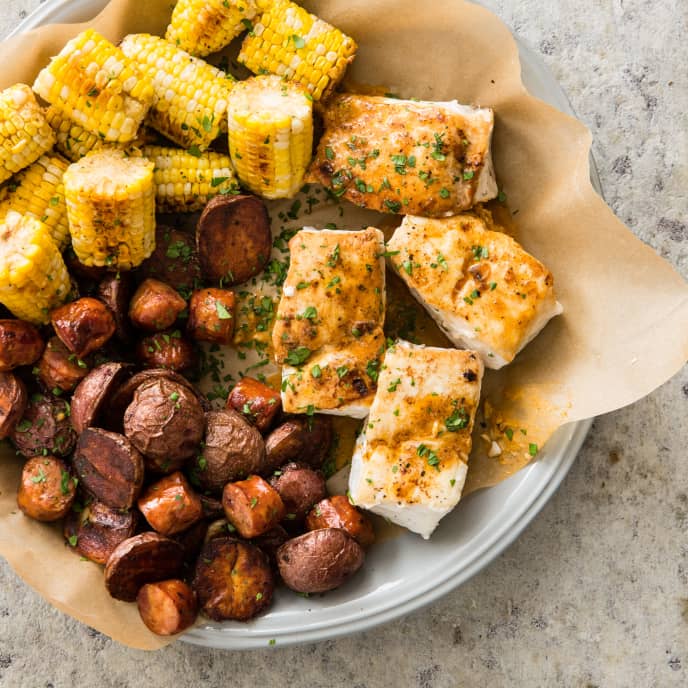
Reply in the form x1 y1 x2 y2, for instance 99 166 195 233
128 278 187 332
273 227 386 418
225 376 281 433
137 579 198 636
307 94 497 217
276 528 364 593
119 33 233 150
137 471 204 536
97 273 135 344
187 288 236 345
386 214 563 368
305 495 375 548
51 297 116 358
0 373 27 439
33 29 154 144
16 455 76 522
349 340 483 539
37 337 90 393
11 394 76 458
63 149 156 270
0 211 70 323
0 319 44 371
139 226 200 294
70 362 130 433
136 330 197 372
269 462 327 522
238 0 357 101
264 415 333 471
0 84 56 184
227 75 313 199
222 474 286 538
166 0 258 57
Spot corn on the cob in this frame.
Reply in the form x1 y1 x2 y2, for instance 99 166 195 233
166 0 258 57
142 145 239 212
0 84 56 185
120 34 234 151
0 211 70 324
238 0 357 101
45 106 107 162
33 29 154 144
0 154 70 250
63 149 156 270
227 75 313 199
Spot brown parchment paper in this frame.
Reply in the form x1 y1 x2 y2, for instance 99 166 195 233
0 0 687 650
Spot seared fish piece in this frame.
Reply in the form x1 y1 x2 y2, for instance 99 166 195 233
272 227 386 418
306 94 497 217
387 214 563 369
348 340 483 539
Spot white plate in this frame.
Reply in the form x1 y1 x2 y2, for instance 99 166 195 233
10 0 599 650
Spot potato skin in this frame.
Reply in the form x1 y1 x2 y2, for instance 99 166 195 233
264 415 333 472
17 455 76 522
137 580 198 636
276 528 365 594
226 377 281 434
37 337 89 393
193 537 274 621
0 372 27 440
270 463 327 522
70 362 130 434
222 475 285 539
97 273 134 344
140 226 200 295
306 496 375 548
137 331 196 372
187 288 236 344
11 395 76 457
0 319 44 371
50 297 116 358
129 278 187 332
138 471 204 536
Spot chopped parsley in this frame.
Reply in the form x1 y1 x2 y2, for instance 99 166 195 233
445 406 469 432
285 346 312 366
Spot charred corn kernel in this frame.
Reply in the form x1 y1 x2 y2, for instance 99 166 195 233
142 145 239 212
32 29 154 144
0 154 70 250
238 0 357 101
0 211 70 324
227 75 313 199
64 149 156 270
120 33 234 152
166 0 258 57
0 84 56 184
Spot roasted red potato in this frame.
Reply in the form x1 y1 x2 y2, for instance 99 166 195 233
97 273 134 343
64 501 139 564
105 533 185 602
226 377 281 433
270 463 327 522
137 580 198 636
11 394 76 457
264 415 333 472
187 288 236 344
51 297 116 358
0 319 44 371
306 495 375 548
137 471 204 536
73 428 144 509
137 330 196 372
129 278 187 332
193 537 274 621
70 362 130 434
196 194 271 286
17 455 76 522
37 337 90 393
139 226 200 294
222 475 285 539
0 372 27 439
277 528 365 594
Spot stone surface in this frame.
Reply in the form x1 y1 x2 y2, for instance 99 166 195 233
1 1 686 686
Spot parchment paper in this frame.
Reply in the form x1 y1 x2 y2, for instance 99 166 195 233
0 0 686 650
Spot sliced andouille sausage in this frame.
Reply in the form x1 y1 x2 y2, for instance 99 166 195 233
137 471 204 536
196 194 271 286
187 288 236 344
70 362 130 434
226 377 281 434
11 394 76 457
270 463 327 522
17 455 77 522
276 528 365 594
73 428 144 509
264 415 333 472
193 537 274 621
97 273 134 343
139 226 200 295
105 532 185 602
51 297 116 358
137 580 198 636
63 501 139 565
137 330 196 372
222 475 285 539
306 495 375 548
0 372 27 439
0 319 44 371
37 337 90 393
129 278 187 332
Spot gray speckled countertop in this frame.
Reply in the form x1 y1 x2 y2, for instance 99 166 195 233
1 1 686 686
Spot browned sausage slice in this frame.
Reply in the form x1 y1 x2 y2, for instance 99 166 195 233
0 372 27 439
37 337 90 393
137 471 204 536
17 455 76 522
97 273 134 343
73 428 144 509
226 377 281 434
196 195 271 286
187 288 236 345
51 297 116 358
306 495 375 548
137 331 196 372
129 278 187 332
222 475 285 539
0 319 44 371
264 415 333 472
137 580 198 636
105 533 185 602
70 362 130 434
270 463 327 522
11 395 76 457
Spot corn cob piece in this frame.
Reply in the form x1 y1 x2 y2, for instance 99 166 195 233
45 106 107 162
227 75 313 199
33 29 154 144
142 145 239 212
238 0 357 101
0 154 71 250
63 149 156 270
120 34 234 152
166 0 258 57
0 211 70 324
0 84 56 185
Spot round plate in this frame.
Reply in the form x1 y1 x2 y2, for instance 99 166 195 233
11 0 598 650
